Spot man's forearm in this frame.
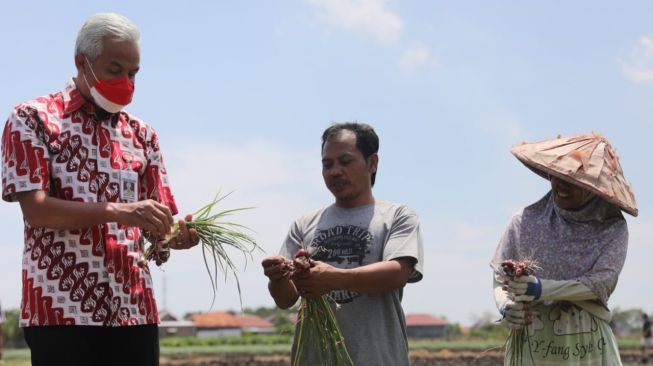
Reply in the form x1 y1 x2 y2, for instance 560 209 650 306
16 190 118 230
329 258 413 294
268 278 299 309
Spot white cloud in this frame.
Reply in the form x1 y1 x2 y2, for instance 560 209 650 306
307 0 404 45
306 1 442 75
480 115 526 148
164 138 324 209
619 36 653 83
399 43 437 73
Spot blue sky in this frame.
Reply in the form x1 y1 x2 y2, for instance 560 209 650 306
1 1 652 325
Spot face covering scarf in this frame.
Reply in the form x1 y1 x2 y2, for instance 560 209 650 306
83 56 134 113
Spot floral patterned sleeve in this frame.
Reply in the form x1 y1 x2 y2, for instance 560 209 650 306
577 220 628 305
2 106 50 202
490 212 522 275
141 125 177 215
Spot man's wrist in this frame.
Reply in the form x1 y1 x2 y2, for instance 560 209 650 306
105 202 119 222
268 276 292 287
327 266 349 291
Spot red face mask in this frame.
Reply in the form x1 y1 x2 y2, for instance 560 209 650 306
84 57 135 113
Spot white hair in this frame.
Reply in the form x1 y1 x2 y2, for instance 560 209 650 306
75 13 140 60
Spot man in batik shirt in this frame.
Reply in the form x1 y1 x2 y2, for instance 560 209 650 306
1 13 198 366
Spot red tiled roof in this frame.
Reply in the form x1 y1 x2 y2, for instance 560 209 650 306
406 314 448 327
192 311 241 328
237 315 274 328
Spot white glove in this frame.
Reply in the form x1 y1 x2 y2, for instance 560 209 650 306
500 300 533 330
505 275 542 302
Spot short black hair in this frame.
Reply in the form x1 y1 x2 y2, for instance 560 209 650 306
321 122 379 186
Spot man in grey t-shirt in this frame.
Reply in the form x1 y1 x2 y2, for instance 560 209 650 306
262 122 424 366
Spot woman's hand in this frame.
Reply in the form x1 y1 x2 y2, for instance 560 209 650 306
504 275 542 302
501 300 534 329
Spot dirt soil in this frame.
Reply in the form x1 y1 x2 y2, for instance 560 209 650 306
160 349 505 366
160 348 645 366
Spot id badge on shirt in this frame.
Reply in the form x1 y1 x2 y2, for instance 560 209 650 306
120 170 138 203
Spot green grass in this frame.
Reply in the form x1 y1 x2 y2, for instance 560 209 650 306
159 339 504 356
2 348 31 366
409 339 505 350
3 338 645 365
161 344 291 354
160 334 292 347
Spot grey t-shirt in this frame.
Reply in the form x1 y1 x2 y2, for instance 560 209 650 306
280 200 424 366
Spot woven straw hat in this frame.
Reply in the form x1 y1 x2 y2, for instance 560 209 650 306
511 133 638 217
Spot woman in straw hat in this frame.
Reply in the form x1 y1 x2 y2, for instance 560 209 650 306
491 133 637 365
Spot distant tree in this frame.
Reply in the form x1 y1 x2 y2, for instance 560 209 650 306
273 309 295 336
446 323 462 339
242 306 277 318
468 310 509 340
241 306 296 335
469 321 509 340
471 310 500 328
610 307 645 337
183 311 202 320
2 309 26 348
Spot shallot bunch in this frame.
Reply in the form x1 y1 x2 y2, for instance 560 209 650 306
142 193 260 309
500 259 537 279
500 258 539 366
283 249 315 277
289 247 353 366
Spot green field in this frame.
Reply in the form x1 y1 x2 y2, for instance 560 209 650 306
1 340 645 366
2 349 30 366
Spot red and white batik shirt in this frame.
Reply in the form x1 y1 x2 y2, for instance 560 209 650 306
1 79 178 327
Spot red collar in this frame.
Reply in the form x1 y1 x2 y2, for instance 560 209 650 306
62 78 101 116
62 78 118 123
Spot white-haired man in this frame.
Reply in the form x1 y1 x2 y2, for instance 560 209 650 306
1 13 198 366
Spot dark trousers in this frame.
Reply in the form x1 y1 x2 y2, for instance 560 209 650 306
24 324 159 366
